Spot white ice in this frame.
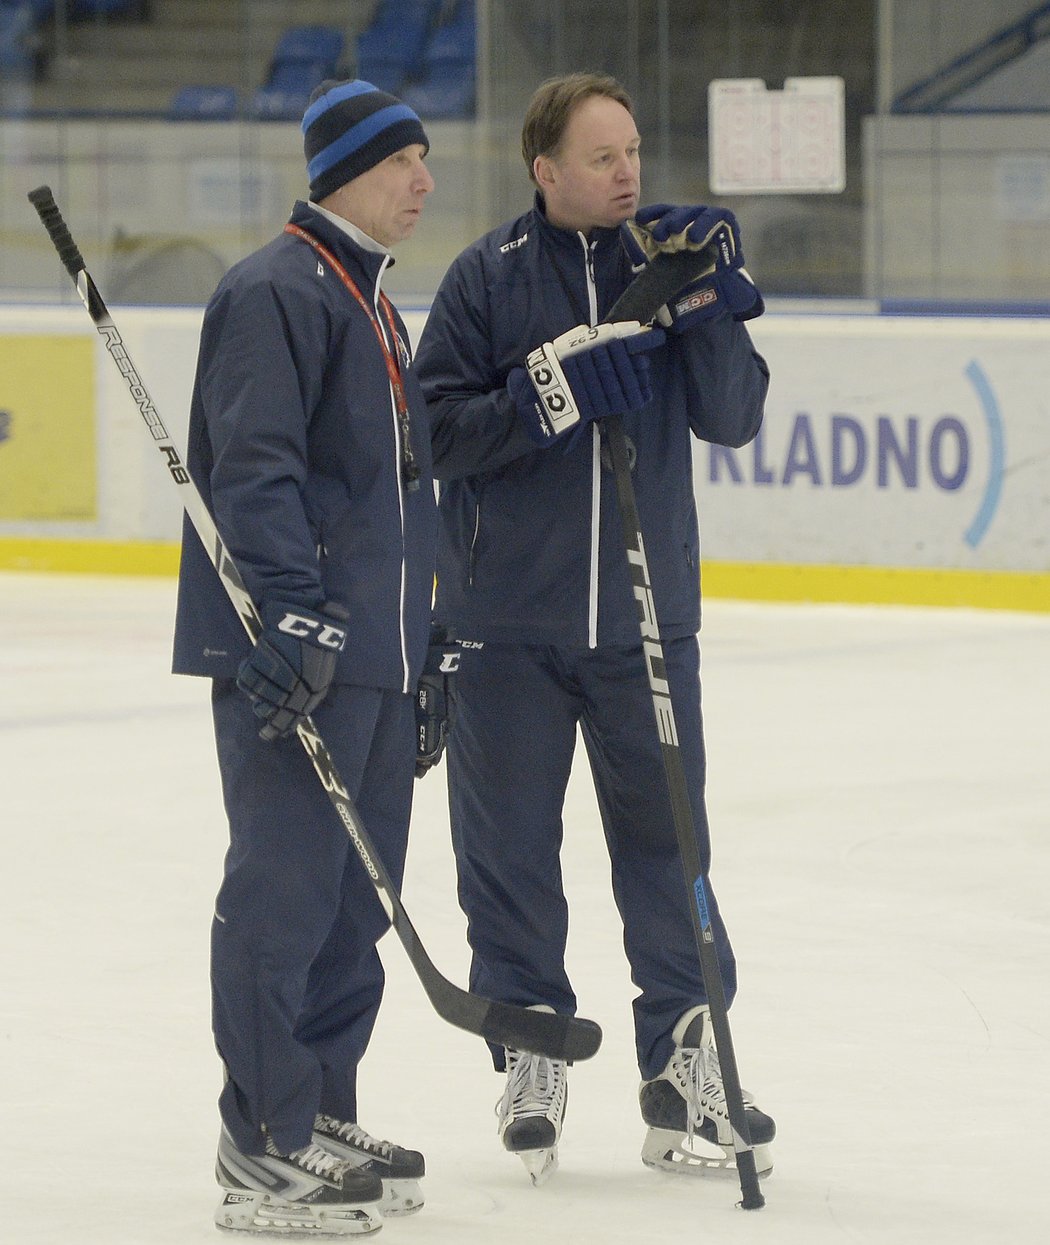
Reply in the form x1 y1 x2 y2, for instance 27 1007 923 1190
2 572 1048 1244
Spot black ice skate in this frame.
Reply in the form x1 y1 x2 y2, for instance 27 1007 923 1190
639 1005 776 1177
214 1126 383 1235
313 1115 425 1216
496 1045 568 1186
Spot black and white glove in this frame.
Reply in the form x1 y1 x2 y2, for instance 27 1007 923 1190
237 600 349 741
627 204 764 327
414 627 461 778
507 320 665 445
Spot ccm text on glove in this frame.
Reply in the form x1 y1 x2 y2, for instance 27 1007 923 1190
508 320 665 444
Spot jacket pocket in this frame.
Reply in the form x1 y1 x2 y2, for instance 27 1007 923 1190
303 474 353 562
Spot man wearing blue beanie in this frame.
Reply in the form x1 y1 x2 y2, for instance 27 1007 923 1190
173 79 436 1235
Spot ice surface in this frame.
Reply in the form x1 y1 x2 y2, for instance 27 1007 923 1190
2 572 1047 1243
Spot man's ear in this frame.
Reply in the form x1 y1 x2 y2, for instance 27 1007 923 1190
533 154 556 194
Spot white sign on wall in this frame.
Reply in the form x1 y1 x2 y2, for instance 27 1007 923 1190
187 158 285 227
708 77 846 194
697 315 1050 573
995 154 1050 222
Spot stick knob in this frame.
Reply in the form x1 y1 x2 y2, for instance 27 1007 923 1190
28 185 86 279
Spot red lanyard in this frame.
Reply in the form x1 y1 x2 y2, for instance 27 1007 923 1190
284 222 420 491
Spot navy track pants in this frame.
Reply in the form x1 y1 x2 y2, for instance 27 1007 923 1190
446 635 737 1081
209 679 415 1156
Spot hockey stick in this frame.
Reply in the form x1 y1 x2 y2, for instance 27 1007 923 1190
602 250 765 1209
28 184 602 1065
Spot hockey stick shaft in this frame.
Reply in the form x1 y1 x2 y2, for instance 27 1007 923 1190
28 185 601 1065
603 254 765 1208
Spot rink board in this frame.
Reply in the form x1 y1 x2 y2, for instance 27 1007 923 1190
0 304 1047 611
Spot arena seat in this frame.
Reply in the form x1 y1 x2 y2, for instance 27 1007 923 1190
250 24 346 121
168 84 238 121
356 0 440 95
402 0 476 119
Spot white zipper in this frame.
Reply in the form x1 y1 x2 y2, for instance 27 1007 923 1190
375 253 412 694
579 233 600 649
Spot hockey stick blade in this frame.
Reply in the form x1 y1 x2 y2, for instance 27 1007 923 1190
607 246 718 324
28 184 602 1066
481 1001 600 1060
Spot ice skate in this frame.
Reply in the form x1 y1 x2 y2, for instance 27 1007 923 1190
313 1115 425 1217
496 1042 568 1186
214 1125 383 1235
639 1005 775 1177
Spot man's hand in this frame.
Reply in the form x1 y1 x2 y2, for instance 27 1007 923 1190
415 628 461 777
508 320 665 445
237 601 349 740
628 204 763 326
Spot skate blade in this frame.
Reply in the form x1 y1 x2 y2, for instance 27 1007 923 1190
515 1146 558 1186
214 1189 383 1235
641 1128 773 1179
379 1178 424 1216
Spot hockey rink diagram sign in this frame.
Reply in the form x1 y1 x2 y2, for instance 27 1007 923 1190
708 77 846 194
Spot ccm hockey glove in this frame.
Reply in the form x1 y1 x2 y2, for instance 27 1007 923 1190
414 627 461 778
237 600 349 740
628 204 764 327
508 320 665 445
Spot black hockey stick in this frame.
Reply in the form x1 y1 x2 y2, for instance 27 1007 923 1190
602 249 765 1208
28 184 601 1065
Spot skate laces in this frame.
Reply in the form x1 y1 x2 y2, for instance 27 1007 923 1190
674 1041 727 1139
317 1116 393 1159
497 1051 567 1128
284 1140 349 1180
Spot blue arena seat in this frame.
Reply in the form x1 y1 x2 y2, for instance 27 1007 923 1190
0 0 56 20
401 0 476 119
249 90 314 120
356 0 440 95
272 24 344 70
0 5 40 76
268 60 330 93
250 78 318 120
250 24 345 120
70 0 147 18
168 84 238 121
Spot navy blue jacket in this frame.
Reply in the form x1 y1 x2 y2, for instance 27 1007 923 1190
172 200 437 693
414 196 768 647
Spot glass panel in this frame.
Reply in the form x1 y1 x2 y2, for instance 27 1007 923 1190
3 1 1049 307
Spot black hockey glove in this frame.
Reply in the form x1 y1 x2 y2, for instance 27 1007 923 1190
627 204 764 326
236 600 349 741
414 627 461 777
507 321 664 445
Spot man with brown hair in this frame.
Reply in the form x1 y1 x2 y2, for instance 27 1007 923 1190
415 71 775 1185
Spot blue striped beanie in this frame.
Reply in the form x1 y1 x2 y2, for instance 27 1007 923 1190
302 79 429 202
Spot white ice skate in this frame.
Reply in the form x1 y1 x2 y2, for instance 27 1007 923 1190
639 1005 775 1177
313 1115 425 1217
496 1042 568 1186
214 1126 383 1235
